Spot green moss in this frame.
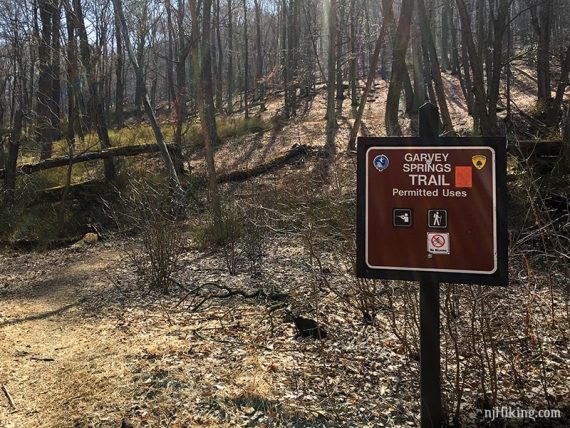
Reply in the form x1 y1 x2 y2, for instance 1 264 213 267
3 116 275 245
0 199 87 244
108 124 176 148
218 116 271 139
183 116 272 154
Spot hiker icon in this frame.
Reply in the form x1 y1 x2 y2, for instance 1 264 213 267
428 209 447 229
433 212 441 226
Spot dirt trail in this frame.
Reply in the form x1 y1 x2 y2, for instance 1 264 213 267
0 246 132 427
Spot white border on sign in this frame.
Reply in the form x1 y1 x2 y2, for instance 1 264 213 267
365 146 497 274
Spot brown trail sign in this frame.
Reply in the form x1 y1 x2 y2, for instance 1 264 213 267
358 139 507 284
356 102 508 427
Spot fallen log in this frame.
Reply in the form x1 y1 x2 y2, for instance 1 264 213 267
30 179 109 206
0 143 179 180
14 145 328 207
1 143 327 184
515 140 562 158
217 144 329 184
512 140 563 175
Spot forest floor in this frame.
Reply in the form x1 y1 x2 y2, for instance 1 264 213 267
1 64 569 427
1 231 568 428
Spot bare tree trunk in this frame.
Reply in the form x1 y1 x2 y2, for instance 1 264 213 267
440 0 451 71
164 0 189 174
349 0 359 107
421 29 436 105
460 17 473 115
149 26 159 108
104 43 112 125
173 0 190 157
190 0 223 233
215 0 223 111
363 0 371 78
283 0 298 117
506 6 511 121
243 0 249 119
133 6 149 117
335 1 344 100
476 0 484 62
326 0 337 152
563 104 570 164
449 2 460 75
531 0 554 103
134 56 144 114
113 0 181 189
50 0 61 141
385 0 414 136
300 4 316 96
64 1 78 147
254 0 265 110
166 3 177 112
3 111 23 207
402 65 416 113
237 44 243 110
281 0 289 117
417 0 454 134
291 0 299 114
486 1 509 135
300 1 325 84
411 18 426 108
456 0 490 134
348 0 391 151
73 0 116 180
37 0 55 159
548 43 570 126
114 10 124 128
226 0 234 114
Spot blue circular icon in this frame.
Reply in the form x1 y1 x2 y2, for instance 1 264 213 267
373 154 389 172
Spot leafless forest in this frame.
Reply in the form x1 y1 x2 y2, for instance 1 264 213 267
0 0 569 426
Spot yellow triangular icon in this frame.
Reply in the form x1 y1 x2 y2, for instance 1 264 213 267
472 155 487 170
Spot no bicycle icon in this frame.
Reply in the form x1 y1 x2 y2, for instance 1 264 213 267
428 233 449 254
431 234 446 248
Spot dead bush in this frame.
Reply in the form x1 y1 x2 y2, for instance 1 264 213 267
198 182 270 276
220 200 243 275
110 178 185 294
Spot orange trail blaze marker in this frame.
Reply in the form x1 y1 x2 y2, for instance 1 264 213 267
455 166 472 188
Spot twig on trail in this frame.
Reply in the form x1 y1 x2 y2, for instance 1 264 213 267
192 328 245 347
158 297 173 326
209 284 289 302
2 384 15 410
173 281 289 311
173 281 219 309
192 326 273 351
30 355 55 362
63 395 84 405
190 296 211 312
17 350 56 362
267 302 289 313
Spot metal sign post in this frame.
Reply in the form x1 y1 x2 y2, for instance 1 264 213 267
355 101 508 427
418 102 441 428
